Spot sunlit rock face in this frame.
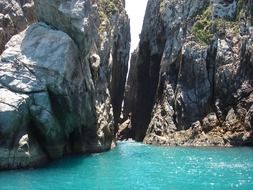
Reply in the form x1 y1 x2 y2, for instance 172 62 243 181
125 0 253 146
0 0 36 54
0 0 130 169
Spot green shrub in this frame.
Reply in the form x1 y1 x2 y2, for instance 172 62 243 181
192 4 240 44
192 6 213 44
99 0 119 16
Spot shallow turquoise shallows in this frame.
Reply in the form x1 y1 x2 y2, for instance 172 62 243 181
1 142 253 190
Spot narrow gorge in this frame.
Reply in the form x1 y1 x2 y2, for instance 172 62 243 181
0 0 253 170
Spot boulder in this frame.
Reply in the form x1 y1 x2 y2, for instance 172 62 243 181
0 0 130 169
0 23 110 169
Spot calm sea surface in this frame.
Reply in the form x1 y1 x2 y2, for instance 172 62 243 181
1 141 253 190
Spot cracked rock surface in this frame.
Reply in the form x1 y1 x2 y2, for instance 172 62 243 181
0 0 130 169
0 0 36 54
125 0 253 146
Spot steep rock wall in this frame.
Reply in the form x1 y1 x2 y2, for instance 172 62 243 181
125 0 253 146
0 0 130 169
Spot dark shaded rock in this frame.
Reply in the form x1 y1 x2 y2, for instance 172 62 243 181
123 48 139 119
109 10 131 129
126 0 253 146
125 0 167 141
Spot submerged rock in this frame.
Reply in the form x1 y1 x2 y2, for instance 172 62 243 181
125 0 253 146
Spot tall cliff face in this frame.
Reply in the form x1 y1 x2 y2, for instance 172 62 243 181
34 0 130 129
125 0 253 146
0 0 130 169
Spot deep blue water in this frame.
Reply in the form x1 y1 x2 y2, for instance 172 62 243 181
1 142 253 190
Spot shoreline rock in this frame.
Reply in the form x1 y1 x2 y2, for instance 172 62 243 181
0 0 130 170
124 0 253 147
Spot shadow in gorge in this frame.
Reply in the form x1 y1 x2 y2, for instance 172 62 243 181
130 42 162 141
122 0 166 142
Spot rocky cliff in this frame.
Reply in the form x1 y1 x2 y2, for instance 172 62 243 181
1 0 252 170
0 0 130 169
0 0 36 54
125 0 253 146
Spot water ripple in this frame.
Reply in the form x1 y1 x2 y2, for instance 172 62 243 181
0 143 253 190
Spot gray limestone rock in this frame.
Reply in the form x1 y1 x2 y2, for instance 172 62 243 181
213 0 237 19
0 0 36 54
0 0 130 169
126 0 253 146
0 23 86 168
34 0 95 55
35 0 130 130
0 22 103 169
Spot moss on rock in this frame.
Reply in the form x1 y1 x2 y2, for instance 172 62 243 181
192 5 213 44
191 2 241 44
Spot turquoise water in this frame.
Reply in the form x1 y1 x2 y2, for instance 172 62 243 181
1 142 253 190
